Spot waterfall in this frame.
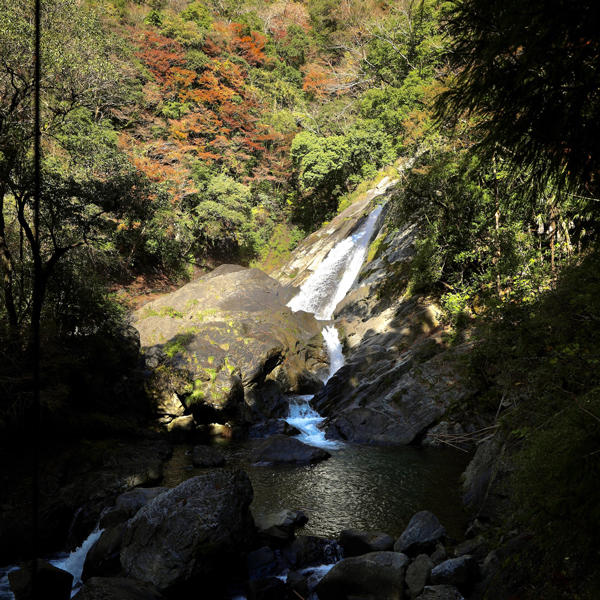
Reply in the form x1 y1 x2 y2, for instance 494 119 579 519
285 204 384 448
0 528 103 600
287 205 384 321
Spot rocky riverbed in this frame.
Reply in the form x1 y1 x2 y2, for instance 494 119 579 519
1 183 508 600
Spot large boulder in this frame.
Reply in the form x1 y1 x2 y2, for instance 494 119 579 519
339 529 395 557
9 560 73 600
73 577 164 600
394 511 446 556
315 551 409 600
251 435 331 465
120 470 254 594
135 266 327 425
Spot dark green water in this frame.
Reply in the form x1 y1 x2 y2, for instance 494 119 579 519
163 440 470 541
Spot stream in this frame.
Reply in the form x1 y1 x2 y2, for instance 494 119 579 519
0 202 470 598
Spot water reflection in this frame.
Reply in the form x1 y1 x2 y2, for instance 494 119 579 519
164 441 469 541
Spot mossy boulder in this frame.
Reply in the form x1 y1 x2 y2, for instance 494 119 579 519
135 266 326 426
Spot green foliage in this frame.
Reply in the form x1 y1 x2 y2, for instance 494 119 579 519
290 127 393 227
439 0 600 197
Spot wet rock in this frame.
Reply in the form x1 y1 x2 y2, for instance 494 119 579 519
416 585 465 600
82 524 126 579
255 509 309 544
251 435 330 465
9 559 73 600
247 547 279 580
316 343 476 446
316 551 409 600
73 577 164 600
248 419 301 439
394 511 446 556
281 536 342 570
339 528 395 557
430 556 478 591
120 470 254 594
191 445 226 467
99 487 167 529
406 554 434 598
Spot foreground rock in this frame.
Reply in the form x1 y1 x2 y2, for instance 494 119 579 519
339 528 395 557
120 470 254 594
73 577 164 600
394 511 446 556
316 551 409 600
251 435 331 465
9 560 73 600
135 266 328 427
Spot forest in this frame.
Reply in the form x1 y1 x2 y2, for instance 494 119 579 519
1 1 599 599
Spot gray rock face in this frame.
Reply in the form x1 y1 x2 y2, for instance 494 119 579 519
416 585 464 600
251 435 331 465
135 266 328 425
406 554 434 598
339 528 395 557
316 551 409 600
394 511 446 556
191 444 226 467
120 470 254 593
9 560 73 600
430 556 478 590
73 577 164 600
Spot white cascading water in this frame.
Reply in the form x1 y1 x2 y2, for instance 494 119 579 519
285 204 384 448
0 528 103 600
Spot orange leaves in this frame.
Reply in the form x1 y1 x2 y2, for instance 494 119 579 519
136 30 186 87
302 63 334 97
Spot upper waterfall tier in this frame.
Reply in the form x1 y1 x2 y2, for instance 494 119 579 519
287 205 384 320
